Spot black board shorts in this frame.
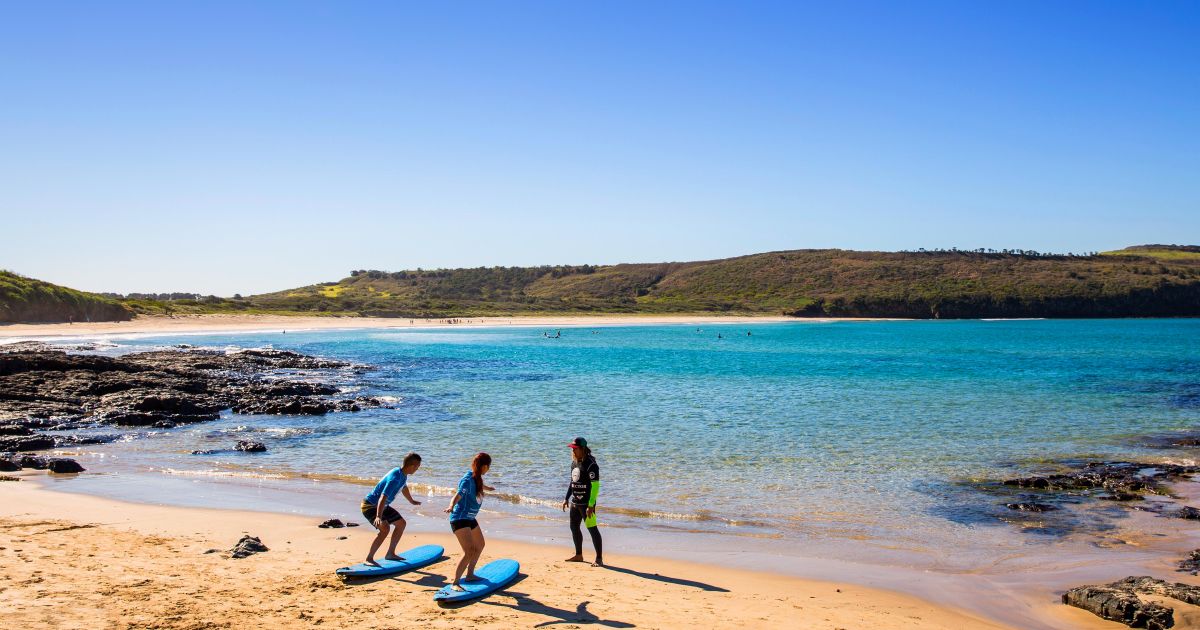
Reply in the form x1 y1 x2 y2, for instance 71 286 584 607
450 518 479 532
361 500 403 525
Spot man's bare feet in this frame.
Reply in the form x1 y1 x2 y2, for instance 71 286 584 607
564 554 585 562
384 554 406 562
451 582 466 592
365 558 379 566
591 558 604 567
463 574 484 582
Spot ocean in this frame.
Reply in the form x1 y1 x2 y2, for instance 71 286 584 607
33 319 1200 587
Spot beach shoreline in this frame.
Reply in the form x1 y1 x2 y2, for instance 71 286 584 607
0 474 1032 630
0 313 886 340
5 320 1200 629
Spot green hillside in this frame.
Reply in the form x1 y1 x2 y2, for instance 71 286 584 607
0 271 132 323
249 246 1200 319
1100 244 1200 261
10 245 1199 322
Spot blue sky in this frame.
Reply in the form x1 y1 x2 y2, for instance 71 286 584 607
1 1 1196 295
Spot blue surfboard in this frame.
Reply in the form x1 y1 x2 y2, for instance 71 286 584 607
335 544 444 578
434 558 519 603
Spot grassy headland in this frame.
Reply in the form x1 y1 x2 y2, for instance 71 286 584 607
0 271 132 323
250 245 1200 319
6 245 1200 322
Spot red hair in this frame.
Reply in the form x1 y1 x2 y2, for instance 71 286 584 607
471 452 491 499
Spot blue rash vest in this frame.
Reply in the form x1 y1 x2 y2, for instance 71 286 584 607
449 471 483 521
364 467 408 506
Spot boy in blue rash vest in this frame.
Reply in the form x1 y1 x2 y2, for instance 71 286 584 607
361 452 422 565
562 437 603 566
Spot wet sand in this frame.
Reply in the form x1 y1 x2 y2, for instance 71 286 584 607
0 476 1016 630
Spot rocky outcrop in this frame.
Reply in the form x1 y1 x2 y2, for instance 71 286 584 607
0 345 390 452
0 435 56 451
1001 461 1199 500
47 458 85 473
229 535 269 559
318 519 345 529
232 397 331 416
1005 502 1057 512
1169 506 1200 520
1179 550 1200 575
1063 576 1200 629
234 440 267 453
13 454 48 469
1062 578 1174 629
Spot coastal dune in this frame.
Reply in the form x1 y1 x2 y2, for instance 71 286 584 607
0 479 1013 630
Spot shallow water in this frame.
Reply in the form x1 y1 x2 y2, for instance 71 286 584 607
31 319 1200 579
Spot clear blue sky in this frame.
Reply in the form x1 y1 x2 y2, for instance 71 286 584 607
1 1 1196 295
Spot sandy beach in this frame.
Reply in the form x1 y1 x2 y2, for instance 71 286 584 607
0 475 1027 630
0 313 856 340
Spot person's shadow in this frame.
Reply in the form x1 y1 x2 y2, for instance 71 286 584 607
336 557 450 587
596 564 728 592
481 577 636 628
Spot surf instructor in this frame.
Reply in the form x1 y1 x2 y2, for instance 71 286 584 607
562 437 603 566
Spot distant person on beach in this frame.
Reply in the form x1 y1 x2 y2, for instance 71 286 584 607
361 452 422 565
562 437 603 566
445 452 495 591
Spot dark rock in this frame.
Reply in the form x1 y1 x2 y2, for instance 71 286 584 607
16 455 48 470
0 458 18 472
1063 576 1200 629
1179 550 1200 575
336 536 348 540
1000 461 1199 502
1148 435 1200 448
1100 492 1143 502
0 341 53 353
190 449 218 455
345 522 358 527
0 435 56 451
0 475 18 482
318 519 345 529
1063 581 1174 629
229 535 269 558
47 458 85 474
1169 506 1200 520
0 347 378 458
232 397 331 416
234 440 267 453
97 410 220 427
53 434 121 447
1005 502 1058 512
1004 476 1051 489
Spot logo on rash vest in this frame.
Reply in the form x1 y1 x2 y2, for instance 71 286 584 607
572 468 581 482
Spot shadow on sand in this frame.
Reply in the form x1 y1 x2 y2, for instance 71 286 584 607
336 557 449 587
597 564 728 592
474 576 635 627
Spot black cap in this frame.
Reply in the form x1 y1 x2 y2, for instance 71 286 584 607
569 437 588 449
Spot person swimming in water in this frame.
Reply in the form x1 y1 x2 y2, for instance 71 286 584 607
562 437 603 566
361 452 422 565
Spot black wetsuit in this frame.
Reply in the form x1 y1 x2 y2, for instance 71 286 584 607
565 454 602 559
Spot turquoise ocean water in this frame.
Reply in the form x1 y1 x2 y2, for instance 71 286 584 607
35 319 1200 576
